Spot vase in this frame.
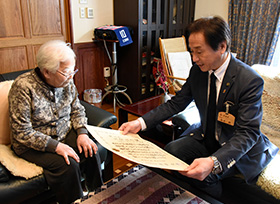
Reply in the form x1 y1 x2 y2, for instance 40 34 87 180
160 92 171 104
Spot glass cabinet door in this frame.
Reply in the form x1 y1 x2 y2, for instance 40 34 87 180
169 0 194 37
140 0 167 99
141 30 147 95
143 0 148 24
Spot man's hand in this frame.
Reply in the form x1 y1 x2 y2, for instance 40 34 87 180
179 157 214 181
118 119 141 135
77 133 98 158
55 143 80 165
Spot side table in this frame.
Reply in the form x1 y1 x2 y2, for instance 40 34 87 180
118 95 163 125
118 95 175 148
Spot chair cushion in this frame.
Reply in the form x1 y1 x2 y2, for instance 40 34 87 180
256 153 280 200
167 51 192 81
0 80 14 145
0 144 43 179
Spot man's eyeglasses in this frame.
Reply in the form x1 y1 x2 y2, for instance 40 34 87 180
57 69 79 78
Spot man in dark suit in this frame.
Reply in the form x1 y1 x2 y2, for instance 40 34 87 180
119 16 279 197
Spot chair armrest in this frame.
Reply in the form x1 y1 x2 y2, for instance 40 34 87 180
172 113 191 131
172 101 200 132
0 162 10 182
167 75 186 81
0 69 32 82
80 101 116 181
80 100 117 128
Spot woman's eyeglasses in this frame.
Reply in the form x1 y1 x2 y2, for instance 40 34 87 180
57 69 79 78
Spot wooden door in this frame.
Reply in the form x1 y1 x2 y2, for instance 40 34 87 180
0 0 71 74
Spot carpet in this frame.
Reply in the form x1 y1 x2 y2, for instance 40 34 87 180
74 165 208 204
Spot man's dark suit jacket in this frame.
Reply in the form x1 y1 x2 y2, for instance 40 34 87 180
142 54 279 184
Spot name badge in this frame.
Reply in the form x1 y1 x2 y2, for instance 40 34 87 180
218 102 235 126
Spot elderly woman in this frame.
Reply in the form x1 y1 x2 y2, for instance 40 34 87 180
9 40 103 204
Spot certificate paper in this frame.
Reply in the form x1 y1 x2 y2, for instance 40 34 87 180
86 125 189 171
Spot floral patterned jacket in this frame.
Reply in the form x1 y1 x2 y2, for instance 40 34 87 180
8 68 88 155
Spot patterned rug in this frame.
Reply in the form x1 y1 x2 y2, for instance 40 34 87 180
74 165 208 204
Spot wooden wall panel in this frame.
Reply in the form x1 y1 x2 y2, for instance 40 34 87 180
31 44 43 67
0 46 28 72
73 42 111 99
0 1 24 38
29 0 63 36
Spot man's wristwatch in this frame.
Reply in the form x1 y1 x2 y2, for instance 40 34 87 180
210 156 223 175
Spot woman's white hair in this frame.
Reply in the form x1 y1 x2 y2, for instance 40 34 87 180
36 40 76 73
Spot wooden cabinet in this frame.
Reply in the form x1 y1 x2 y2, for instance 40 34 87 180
73 42 111 98
114 0 195 102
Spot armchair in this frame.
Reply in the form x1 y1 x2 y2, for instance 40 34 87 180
0 69 117 204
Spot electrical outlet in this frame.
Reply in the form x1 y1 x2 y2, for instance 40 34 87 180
79 0 87 4
80 7 85 18
86 7 93 18
104 67 110 78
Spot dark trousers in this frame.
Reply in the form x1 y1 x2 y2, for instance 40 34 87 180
164 135 239 198
19 129 103 204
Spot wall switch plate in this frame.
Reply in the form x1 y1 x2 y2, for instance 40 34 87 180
79 0 87 4
86 8 94 18
80 7 85 18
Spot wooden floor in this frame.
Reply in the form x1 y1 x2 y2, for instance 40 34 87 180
101 103 138 177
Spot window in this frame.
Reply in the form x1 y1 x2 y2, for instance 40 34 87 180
271 35 280 68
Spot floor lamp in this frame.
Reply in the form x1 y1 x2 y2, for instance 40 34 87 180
101 40 132 112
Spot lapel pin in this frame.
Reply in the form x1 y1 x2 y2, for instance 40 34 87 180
226 82 230 86
223 89 226 93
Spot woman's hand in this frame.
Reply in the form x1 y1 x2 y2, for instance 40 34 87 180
77 134 98 158
55 143 80 165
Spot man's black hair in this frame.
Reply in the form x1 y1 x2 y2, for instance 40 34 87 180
187 16 231 52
